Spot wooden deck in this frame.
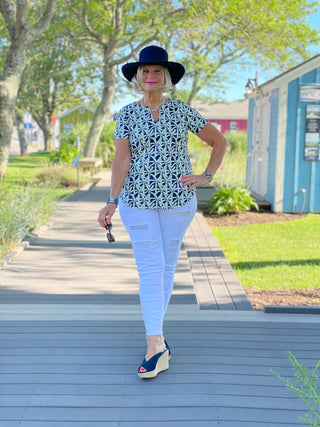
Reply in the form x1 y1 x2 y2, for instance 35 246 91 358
1 171 319 426
1 310 319 426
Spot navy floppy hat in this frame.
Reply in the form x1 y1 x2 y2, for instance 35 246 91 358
122 46 185 85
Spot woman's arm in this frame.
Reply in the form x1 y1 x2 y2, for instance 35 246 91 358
197 122 228 175
97 139 131 227
181 122 228 190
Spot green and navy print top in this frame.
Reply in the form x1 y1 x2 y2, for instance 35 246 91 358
114 98 208 209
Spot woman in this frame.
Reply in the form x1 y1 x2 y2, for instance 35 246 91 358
97 45 227 378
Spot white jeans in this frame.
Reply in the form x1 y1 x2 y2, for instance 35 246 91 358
119 195 197 335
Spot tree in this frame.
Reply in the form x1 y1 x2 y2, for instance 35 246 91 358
15 105 28 157
17 3 101 152
170 0 320 105
67 0 187 158
0 0 57 178
18 36 84 151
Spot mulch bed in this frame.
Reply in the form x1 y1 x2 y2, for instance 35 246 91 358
203 210 319 311
244 287 320 311
203 210 305 228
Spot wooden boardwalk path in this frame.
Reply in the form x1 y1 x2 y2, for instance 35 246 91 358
1 171 319 426
184 212 253 311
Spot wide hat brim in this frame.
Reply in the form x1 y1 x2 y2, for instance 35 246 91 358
121 46 185 85
122 61 185 85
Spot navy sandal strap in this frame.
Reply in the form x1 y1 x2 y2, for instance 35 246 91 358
138 349 169 378
139 350 166 373
165 340 171 358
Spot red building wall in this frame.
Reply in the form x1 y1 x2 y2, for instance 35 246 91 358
208 119 247 134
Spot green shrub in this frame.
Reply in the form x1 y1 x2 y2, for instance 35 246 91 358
59 122 90 150
55 121 116 167
188 131 247 189
0 185 58 257
207 186 258 215
49 142 79 164
188 131 212 175
95 121 116 167
272 352 320 426
36 163 90 188
213 149 247 189
225 131 247 153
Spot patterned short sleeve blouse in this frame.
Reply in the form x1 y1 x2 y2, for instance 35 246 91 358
114 98 208 209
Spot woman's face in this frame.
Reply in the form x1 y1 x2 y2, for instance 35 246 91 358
141 65 164 93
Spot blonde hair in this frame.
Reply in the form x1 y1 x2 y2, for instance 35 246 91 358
131 65 173 93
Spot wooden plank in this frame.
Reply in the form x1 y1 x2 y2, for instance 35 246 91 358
0 422 304 427
0 354 317 369
192 214 236 310
0 345 316 360
0 406 306 424
1 335 318 349
195 213 253 311
0 422 305 427
0 372 290 386
1 318 320 331
183 223 218 309
0 382 295 398
0 362 300 377
1 331 318 345
184 213 253 310
0 393 303 409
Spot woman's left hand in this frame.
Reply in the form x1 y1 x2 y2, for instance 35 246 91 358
180 174 210 190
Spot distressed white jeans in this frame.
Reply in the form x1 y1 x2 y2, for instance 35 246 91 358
119 195 197 335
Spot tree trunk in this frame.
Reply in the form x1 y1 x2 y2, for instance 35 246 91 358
0 56 24 178
0 82 14 177
42 114 54 151
16 110 28 156
84 64 115 157
187 70 201 105
0 0 56 177
0 22 27 177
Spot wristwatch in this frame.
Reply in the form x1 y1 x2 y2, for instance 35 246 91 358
106 197 119 205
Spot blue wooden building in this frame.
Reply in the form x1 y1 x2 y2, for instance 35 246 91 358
246 54 320 213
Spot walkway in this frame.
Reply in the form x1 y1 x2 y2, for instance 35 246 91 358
0 172 319 426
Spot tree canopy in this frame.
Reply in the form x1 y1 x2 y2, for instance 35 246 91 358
0 0 319 175
168 0 320 103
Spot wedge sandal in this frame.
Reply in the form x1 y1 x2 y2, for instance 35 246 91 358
138 349 169 379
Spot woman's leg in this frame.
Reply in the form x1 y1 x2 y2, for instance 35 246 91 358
159 195 197 313
119 202 166 359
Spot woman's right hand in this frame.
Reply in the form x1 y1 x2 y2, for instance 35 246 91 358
97 203 117 228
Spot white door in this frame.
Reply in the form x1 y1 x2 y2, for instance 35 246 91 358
250 96 270 200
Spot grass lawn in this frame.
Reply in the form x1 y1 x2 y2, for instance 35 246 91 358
5 152 51 186
0 152 81 257
211 214 320 290
2 152 76 199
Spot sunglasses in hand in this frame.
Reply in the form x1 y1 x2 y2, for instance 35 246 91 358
105 222 115 243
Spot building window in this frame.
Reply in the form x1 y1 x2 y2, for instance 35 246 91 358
230 121 237 132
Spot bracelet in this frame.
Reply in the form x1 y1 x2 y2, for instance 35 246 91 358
106 197 119 205
202 171 213 182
